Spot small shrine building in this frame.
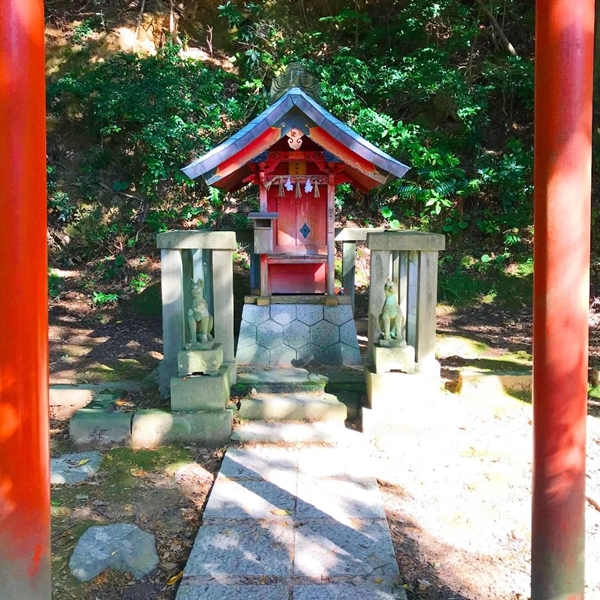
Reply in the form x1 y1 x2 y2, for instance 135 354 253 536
183 63 410 367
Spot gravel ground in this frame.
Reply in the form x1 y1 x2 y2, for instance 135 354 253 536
370 387 600 600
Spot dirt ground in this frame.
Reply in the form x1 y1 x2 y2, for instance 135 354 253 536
48 278 600 600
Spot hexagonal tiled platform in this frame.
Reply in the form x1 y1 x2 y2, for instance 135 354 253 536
257 320 284 349
237 303 362 367
284 320 311 348
311 320 339 348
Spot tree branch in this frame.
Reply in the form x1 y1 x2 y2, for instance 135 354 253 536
473 0 518 57
135 0 146 39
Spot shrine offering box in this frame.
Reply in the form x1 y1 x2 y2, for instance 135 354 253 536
249 212 278 254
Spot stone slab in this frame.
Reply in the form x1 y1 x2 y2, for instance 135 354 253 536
238 392 347 422
366 230 445 251
157 230 236 250
49 388 94 419
297 447 372 480
131 409 232 448
178 345 223 375
183 522 294 578
294 519 399 578
177 584 289 600
203 478 297 521
373 345 416 374
170 365 230 411
230 421 344 444
236 343 271 366
219 446 299 481
334 227 386 242
296 478 386 523
293 581 407 600
55 389 125 421
51 451 102 485
70 411 132 450
364 367 440 411
69 523 158 582
236 368 328 394
457 370 532 396
224 360 237 386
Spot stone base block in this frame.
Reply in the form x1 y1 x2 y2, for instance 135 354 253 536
178 344 223 375
238 392 347 422
159 358 177 397
224 360 237 386
70 411 132 450
132 409 233 448
457 370 532 396
170 365 230 411
373 345 415 374
364 366 441 411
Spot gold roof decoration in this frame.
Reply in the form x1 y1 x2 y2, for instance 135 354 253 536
269 62 323 105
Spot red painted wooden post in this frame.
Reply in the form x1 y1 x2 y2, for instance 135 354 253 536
0 0 51 598
532 0 593 597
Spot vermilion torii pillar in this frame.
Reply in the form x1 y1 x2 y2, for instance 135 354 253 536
532 0 593 597
0 0 51 598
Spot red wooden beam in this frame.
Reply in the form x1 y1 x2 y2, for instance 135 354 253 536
0 0 51 598
532 0 593 597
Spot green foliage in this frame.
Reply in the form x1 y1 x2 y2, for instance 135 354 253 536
48 42 245 199
439 253 533 307
49 270 62 299
46 0 537 307
92 291 119 306
130 273 151 293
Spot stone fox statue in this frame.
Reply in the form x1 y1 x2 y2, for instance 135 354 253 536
379 278 405 342
187 278 213 345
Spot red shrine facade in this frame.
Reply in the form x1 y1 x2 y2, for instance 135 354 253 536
183 63 409 296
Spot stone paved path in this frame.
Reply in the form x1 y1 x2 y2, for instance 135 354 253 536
177 444 406 599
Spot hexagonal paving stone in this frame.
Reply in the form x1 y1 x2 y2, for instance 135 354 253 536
297 305 324 326
341 343 362 366
311 320 340 348
270 345 297 367
322 344 343 365
283 320 311 349
236 344 270 365
339 320 359 348
257 320 284 349
323 304 354 326
296 344 325 366
271 305 297 325
242 305 271 325
237 321 257 350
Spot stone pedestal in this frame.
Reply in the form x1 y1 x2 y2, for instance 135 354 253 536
131 408 233 448
170 365 230 411
362 367 441 443
373 344 415 374
157 230 236 394
177 344 223 375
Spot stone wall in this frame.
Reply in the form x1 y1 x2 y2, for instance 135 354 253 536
237 302 362 367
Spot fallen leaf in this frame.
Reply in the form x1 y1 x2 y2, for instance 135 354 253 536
76 458 90 467
167 571 183 586
270 508 291 516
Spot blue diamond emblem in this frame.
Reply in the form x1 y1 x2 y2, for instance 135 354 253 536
300 223 311 239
